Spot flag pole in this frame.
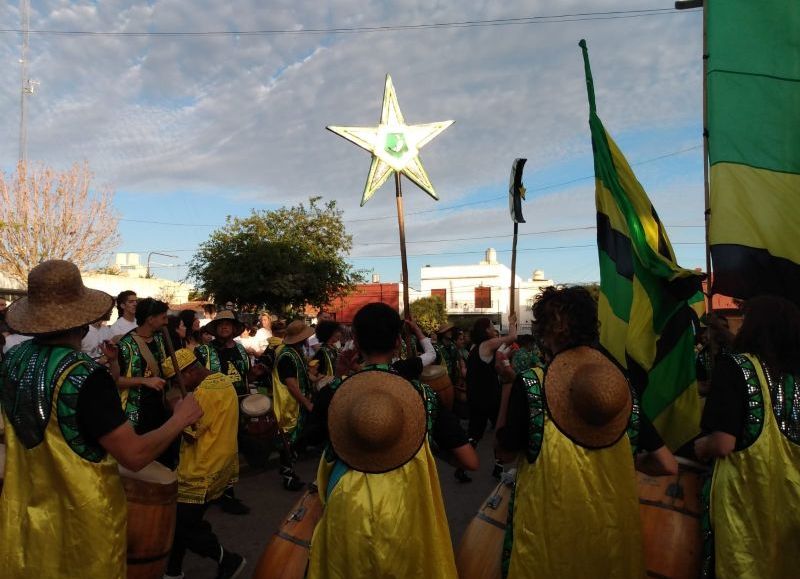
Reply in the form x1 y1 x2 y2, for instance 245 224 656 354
395 172 411 319
510 221 518 319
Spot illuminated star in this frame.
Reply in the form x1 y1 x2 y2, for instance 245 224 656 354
327 74 454 206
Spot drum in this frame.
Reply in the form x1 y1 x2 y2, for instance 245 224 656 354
241 394 278 438
119 462 178 579
420 365 454 410
638 457 707 579
253 485 324 579
456 475 515 579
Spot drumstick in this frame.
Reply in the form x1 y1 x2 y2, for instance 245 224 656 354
160 328 187 398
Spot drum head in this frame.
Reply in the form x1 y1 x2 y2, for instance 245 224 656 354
241 393 271 417
421 365 446 380
119 460 177 484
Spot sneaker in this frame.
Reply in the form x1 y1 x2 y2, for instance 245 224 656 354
220 493 251 515
492 461 503 480
282 473 305 491
217 549 246 579
454 468 472 483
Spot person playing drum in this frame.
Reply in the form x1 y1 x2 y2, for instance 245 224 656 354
695 295 800 579
495 286 676 579
306 302 479 579
162 348 247 579
0 260 202 579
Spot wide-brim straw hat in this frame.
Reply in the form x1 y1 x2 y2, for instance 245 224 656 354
329 370 427 474
162 348 198 379
545 346 631 449
436 323 455 336
283 320 315 345
7 260 114 336
205 310 244 337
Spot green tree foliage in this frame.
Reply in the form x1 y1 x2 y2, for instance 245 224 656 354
410 296 449 336
188 197 364 312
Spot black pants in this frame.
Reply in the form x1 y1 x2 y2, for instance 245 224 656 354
166 502 220 574
467 388 501 442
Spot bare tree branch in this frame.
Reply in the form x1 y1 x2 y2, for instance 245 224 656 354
0 161 120 284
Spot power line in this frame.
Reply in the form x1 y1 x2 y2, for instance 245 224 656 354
116 144 702 229
0 8 699 38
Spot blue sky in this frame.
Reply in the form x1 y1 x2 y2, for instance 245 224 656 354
0 1 705 288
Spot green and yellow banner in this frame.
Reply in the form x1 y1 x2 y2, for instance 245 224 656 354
708 0 800 304
580 40 705 450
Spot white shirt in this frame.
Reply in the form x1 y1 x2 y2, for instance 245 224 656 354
3 334 32 353
108 316 137 340
81 324 112 359
198 318 213 328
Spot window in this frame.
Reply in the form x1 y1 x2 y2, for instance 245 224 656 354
475 286 491 309
431 288 446 304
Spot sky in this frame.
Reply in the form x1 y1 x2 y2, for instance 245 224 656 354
0 1 706 289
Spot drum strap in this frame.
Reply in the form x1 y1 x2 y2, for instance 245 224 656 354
326 459 350 499
130 333 162 378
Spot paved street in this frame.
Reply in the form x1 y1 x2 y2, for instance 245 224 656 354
184 434 501 578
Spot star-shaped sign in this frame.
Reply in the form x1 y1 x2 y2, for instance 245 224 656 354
328 74 454 206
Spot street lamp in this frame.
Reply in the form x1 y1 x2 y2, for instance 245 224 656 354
146 252 178 278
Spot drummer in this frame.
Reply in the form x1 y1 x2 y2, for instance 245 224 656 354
272 320 316 491
306 302 478 578
0 260 202 579
495 286 676 579
162 348 247 579
309 320 343 378
195 310 267 514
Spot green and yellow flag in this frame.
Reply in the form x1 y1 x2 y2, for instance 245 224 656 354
579 40 705 450
707 1 800 304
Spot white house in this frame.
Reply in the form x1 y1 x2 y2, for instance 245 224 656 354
417 248 554 333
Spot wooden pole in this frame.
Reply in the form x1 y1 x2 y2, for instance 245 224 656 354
395 172 411 319
160 328 187 398
702 0 712 312
510 221 519 319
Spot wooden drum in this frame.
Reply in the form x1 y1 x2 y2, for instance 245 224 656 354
119 462 178 579
456 475 514 579
241 394 278 438
637 456 708 579
420 365 454 410
253 484 324 579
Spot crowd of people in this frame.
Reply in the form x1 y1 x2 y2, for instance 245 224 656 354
0 258 798 579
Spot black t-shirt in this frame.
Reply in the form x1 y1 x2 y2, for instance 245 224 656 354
496 374 663 453
700 354 747 440
134 340 170 435
76 368 128 447
277 354 299 382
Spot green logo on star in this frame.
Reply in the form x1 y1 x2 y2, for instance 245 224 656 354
384 132 408 158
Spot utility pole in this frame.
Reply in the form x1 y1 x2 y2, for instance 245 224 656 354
18 0 34 165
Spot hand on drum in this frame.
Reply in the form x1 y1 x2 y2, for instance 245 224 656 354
142 376 167 391
173 393 204 427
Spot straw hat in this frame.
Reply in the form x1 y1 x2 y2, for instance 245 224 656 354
162 348 198 379
6 260 113 336
545 346 631 449
205 310 244 337
283 320 315 345
436 322 454 335
329 370 427 474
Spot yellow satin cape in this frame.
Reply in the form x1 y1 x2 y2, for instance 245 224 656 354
508 418 645 579
307 440 458 579
710 354 800 579
0 363 127 578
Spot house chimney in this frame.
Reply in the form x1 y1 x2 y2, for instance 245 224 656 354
372 273 381 283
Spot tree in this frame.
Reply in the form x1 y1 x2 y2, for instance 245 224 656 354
0 161 120 284
410 296 448 336
188 197 364 312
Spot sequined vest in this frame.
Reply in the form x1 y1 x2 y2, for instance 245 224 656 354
0 341 127 578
